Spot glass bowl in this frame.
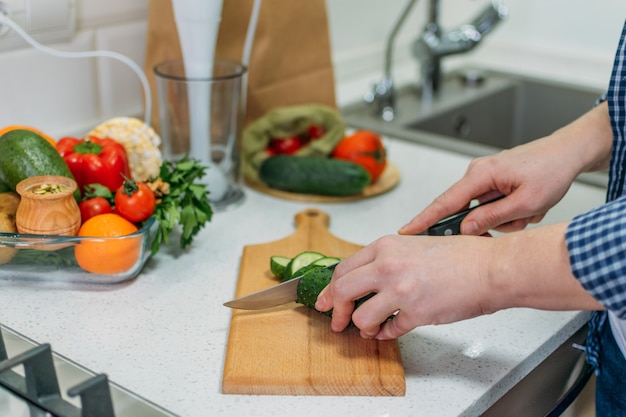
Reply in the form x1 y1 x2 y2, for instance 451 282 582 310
0 217 158 284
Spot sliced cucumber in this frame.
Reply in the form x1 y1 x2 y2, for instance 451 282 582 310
311 256 341 268
270 255 291 280
285 251 325 280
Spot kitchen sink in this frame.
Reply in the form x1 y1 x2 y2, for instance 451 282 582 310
342 68 607 187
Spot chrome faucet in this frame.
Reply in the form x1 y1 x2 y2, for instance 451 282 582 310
415 0 508 101
364 0 418 122
365 0 507 120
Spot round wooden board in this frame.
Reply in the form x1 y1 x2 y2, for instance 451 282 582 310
244 163 401 203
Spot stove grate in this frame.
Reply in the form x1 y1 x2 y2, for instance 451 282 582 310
0 330 115 417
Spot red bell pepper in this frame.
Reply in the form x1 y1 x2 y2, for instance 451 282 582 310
56 135 131 193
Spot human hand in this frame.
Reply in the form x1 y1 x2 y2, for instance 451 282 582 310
399 138 578 236
400 101 613 236
315 224 604 340
315 233 496 339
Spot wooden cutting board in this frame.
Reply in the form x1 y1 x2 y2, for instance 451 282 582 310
222 208 405 396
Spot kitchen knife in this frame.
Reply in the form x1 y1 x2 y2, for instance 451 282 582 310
224 196 504 310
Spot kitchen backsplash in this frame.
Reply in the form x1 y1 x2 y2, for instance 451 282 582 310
0 0 623 138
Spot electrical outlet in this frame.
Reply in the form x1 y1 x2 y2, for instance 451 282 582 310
0 0 76 51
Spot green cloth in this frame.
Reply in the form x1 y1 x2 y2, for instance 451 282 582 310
242 104 345 183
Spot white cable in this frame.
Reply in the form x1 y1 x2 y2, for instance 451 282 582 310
240 0 262 113
0 12 152 126
242 0 261 68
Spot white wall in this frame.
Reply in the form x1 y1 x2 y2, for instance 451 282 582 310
0 0 623 138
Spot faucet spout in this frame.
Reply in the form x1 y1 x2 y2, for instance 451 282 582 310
414 1 507 100
364 0 419 121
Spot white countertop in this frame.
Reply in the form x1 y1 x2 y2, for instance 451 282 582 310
0 137 607 417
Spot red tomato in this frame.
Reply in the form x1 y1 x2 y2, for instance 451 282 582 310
307 124 325 140
331 131 387 183
269 136 304 154
79 197 113 223
114 180 156 223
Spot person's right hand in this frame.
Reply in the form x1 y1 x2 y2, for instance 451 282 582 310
399 140 572 236
400 102 612 236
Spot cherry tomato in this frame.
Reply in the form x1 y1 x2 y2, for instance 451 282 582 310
307 124 326 140
114 180 156 223
331 130 387 183
269 136 304 154
79 197 113 224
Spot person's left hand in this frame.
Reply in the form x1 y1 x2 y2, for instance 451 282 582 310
315 233 496 339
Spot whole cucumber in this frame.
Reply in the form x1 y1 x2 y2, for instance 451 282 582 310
259 155 371 196
296 265 375 321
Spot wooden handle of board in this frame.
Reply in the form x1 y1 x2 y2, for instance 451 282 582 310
291 208 330 240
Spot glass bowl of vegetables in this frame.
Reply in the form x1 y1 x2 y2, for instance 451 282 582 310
0 216 159 285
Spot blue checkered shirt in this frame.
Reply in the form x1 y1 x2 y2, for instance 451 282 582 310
565 19 626 373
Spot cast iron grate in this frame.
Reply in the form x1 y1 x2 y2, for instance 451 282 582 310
0 330 115 417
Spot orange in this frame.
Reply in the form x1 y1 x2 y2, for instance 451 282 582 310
0 125 57 147
74 213 141 274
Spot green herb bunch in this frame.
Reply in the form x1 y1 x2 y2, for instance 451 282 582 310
151 157 213 254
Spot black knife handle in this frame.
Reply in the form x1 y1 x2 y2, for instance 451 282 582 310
422 195 504 236
423 208 472 236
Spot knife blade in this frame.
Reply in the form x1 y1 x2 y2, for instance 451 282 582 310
223 276 302 310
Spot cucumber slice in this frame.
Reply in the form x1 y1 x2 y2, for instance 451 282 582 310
270 255 291 280
311 256 341 268
285 251 325 280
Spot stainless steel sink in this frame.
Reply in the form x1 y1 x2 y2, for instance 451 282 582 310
342 68 607 187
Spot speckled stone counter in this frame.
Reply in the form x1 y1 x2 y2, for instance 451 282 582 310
0 137 607 417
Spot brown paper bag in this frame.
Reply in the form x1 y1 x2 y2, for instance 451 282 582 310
144 0 337 129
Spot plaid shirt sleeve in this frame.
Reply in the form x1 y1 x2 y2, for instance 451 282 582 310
565 19 626 316
565 19 626 373
566 197 626 318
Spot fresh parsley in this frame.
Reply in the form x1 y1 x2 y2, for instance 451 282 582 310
150 157 213 254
